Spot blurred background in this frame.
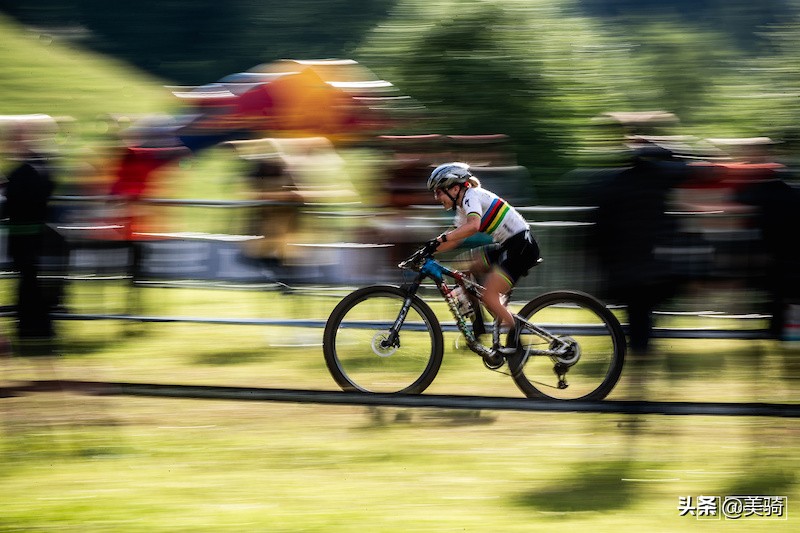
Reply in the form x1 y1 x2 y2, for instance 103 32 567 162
1 2 799 530
1 0 799 343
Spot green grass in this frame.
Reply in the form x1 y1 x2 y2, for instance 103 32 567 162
1 393 797 531
0 13 173 124
2 281 800 531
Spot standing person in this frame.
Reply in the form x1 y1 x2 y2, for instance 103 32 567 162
1 122 58 356
427 162 540 354
242 156 304 269
592 145 686 356
734 168 800 339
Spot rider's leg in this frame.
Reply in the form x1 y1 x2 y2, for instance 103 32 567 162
483 270 522 356
470 246 518 352
482 268 514 329
466 247 491 276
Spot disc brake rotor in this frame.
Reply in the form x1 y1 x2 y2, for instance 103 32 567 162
371 332 398 357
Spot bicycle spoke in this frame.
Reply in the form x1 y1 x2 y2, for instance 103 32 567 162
511 292 625 401
323 287 443 394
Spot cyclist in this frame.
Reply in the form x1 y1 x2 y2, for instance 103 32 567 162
427 162 540 354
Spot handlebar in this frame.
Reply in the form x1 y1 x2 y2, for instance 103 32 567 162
398 238 440 270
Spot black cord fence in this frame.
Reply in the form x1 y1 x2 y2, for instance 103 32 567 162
0 196 781 341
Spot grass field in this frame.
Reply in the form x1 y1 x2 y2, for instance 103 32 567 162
1 283 799 531
0 13 172 125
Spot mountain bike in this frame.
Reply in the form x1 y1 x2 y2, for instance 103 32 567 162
323 240 625 400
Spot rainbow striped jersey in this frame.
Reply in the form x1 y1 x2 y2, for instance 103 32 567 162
454 187 530 244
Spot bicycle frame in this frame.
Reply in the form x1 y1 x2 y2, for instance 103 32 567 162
397 253 571 363
324 243 625 399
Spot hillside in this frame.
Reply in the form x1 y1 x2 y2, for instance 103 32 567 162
0 13 173 123
0 1 396 85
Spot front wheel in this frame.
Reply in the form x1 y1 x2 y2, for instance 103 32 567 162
323 286 444 394
509 290 625 401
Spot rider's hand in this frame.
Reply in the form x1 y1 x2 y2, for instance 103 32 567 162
423 238 441 255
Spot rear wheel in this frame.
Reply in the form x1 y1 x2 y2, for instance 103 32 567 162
509 290 625 401
323 286 444 394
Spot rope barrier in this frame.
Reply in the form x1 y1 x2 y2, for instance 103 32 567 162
3 380 798 417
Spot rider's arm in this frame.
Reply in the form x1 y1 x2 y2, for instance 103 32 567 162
434 214 480 253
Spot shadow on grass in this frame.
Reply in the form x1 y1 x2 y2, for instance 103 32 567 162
722 437 797 496
722 468 796 497
513 459 636 513
62 323 161 356
62 337 129 356
665 339 785 377
192 349 269 365
358 407 497 428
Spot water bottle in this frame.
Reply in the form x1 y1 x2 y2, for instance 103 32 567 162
450 286 475 320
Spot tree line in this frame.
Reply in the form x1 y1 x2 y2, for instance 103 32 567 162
4 0 800 196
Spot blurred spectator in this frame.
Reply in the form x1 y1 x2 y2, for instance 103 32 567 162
107 118 189 298
228 136 360 283
708 139 800 339
379 134 444 206
678 137 800 336
736 169 800 338
1 119 60 356
592 143 689 355
375 135 444 264
241 156 304 268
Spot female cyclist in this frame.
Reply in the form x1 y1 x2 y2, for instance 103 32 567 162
427 162 540 353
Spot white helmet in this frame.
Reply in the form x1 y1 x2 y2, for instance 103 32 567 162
427 162 473 192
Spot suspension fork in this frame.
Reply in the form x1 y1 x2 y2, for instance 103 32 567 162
384 279 423 348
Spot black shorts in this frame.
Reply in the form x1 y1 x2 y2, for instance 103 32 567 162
477 230 540 285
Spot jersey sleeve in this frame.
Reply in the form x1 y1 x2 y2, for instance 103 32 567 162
462 188 482 218
454 209 467 227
